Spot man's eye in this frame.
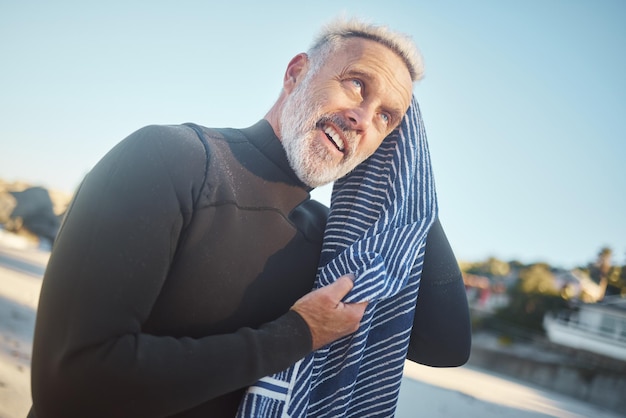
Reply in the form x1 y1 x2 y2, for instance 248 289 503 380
351 79 363 89
380 113 390 124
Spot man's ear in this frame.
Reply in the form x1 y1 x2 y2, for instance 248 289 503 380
283 53 309 93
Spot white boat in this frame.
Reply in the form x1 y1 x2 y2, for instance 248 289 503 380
543 296 626 362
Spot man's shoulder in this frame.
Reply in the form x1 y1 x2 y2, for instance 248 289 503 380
121 123 225 159
132 123 212 143
111 124 213 179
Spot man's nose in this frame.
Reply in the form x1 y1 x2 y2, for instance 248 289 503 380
344 104 374 131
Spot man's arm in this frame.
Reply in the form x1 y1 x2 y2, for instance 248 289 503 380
407 217 472 366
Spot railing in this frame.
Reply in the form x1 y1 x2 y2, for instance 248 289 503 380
544 313 626 344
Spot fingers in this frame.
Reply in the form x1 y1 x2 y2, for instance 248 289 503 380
322 274 355 305
343 301 368 316
291 273 368 351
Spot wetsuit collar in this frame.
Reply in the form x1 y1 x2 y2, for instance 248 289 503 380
240 120 313 192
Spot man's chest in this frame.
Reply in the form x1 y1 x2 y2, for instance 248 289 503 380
143 203 323 337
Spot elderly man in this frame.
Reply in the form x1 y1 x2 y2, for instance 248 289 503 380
28 17 470 418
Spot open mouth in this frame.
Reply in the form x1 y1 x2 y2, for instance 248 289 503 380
323 125 345 152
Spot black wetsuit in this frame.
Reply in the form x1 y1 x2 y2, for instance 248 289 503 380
27 120 470 418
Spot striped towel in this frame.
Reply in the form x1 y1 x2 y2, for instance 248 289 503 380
237 96 438 417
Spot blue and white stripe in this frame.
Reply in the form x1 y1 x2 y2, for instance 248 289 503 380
237 96 437 417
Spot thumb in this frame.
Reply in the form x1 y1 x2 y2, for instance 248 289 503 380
324 274 356 302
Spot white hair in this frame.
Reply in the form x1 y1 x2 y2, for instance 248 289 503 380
308 16 424 81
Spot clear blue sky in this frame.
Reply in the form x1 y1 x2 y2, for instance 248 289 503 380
1 0 624 269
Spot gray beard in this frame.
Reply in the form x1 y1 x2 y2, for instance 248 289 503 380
280 75 361 188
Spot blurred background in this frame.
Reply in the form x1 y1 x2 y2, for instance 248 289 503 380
1 1 625 417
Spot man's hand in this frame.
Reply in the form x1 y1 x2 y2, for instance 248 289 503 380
291 274 367 351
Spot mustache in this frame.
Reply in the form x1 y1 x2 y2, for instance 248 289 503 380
316 114 352 133
316 114 358 145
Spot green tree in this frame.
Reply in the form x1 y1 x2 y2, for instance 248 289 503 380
619 260 626 296
518 263 558 295
589 247 613 300
606 252 626 296
491 263 567 335
463 257 510 278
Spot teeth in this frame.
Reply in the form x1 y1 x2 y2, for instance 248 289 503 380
324 126 345 151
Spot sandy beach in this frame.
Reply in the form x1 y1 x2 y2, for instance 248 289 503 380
0 229 622 418
0 230 47 418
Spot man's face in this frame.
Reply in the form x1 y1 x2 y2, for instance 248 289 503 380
280 37 413 188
